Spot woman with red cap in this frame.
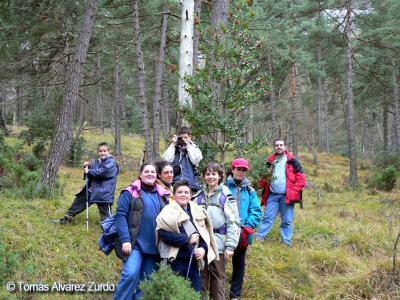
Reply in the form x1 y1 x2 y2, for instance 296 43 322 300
226 158 262 300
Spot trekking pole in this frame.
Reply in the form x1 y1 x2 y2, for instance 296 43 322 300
85 173 89 231
186 243 198 279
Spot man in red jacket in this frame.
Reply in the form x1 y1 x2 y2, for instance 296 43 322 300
255 139 306 246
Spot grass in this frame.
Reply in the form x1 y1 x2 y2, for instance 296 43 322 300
1 129 400 299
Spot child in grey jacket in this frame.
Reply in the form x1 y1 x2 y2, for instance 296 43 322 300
195 162 240 300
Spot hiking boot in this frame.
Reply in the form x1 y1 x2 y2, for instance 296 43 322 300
52 215 73 225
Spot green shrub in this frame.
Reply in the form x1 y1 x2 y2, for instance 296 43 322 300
19 101 57 145
66 137 86 167
32 141 46 159
368 165 398 192
20 153 41 171
0 238 19 285
140 264 200 300
0 137 61 198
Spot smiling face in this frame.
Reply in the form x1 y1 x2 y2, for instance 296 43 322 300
159 165 173 185
97 146 110 160
174 185 192 208
139 165 157 186
274 140 286 155
204 169 221 189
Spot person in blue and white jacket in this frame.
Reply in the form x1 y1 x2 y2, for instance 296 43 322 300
226 158 262 300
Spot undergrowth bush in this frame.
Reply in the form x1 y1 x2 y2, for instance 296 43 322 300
368 165 398 192
140 264 199 300
66 136 86 167
0 235 19 285
0 135 60 198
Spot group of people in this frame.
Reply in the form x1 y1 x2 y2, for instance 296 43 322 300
55 127 306 300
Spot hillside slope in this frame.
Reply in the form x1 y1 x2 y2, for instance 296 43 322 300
1 131 399 299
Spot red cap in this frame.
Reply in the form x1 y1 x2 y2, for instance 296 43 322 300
231 158 250 170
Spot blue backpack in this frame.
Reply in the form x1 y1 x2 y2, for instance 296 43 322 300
196 190 227 211
98 214 119 256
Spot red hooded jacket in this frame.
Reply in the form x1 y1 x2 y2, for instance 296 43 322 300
258 151 306 206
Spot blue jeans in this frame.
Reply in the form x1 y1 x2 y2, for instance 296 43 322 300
255 193 294 246
113 250 159 300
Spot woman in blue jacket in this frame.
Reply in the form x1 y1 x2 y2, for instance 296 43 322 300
113 162 170 300
226 158 262 300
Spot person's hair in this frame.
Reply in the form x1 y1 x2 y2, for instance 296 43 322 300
139 162 156 175
178 127 192 135
273 139 285 146
225 166 233 177
155 160 173 175
173 180 192 195
202 162 224 184
97 142 110 151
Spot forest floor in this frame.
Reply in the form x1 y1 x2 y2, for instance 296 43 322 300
1 129 400 299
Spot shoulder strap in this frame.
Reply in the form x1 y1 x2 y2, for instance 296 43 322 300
197 192 205 205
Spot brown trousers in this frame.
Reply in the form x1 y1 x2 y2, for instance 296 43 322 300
201 254 226 300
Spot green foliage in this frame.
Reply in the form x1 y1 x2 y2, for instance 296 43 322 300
140 264 200 300
19 102 57 145
66 137 86 167
182 1 270 161
368 165 398 192
0 135 60 198
246 150 269 186
32 141 46 160
0 237 19 286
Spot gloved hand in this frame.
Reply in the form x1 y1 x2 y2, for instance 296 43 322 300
239 226 254 249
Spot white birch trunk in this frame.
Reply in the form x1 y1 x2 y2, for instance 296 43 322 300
178 0 194 118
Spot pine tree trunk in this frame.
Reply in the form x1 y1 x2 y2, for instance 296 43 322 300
323 79 330 152
0 89 8 135
95 51 104 132
132 0 153 161
74 98 86 140
361 109 367 155
345 4 358 186
383 100 389 166
40 0 97 189
317 46 324 151
152 1 168 160
392 59 400 155
210 0 229 144
178 0 194 127
161 89 170 149
114 49 122 156
289 62 298 157
268 53 277 138
16 85 22 126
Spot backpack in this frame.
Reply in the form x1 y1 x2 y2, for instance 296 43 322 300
197 186 231 234
98 214 118 255
98 192 169 260
196 188 227 211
